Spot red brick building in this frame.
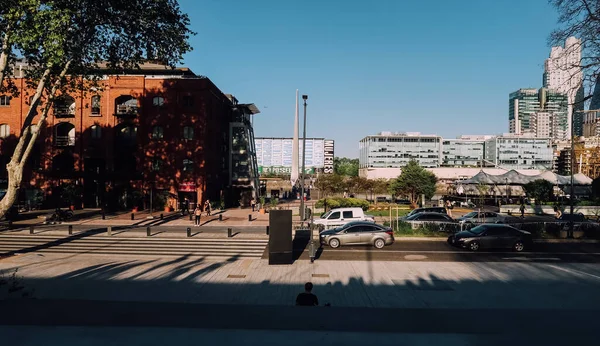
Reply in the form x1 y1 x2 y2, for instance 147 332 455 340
0 63 260 211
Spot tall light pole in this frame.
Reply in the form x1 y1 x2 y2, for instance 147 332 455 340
300 94 308 221
569 111 576 238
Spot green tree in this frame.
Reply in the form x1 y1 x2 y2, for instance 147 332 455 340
314 174 344 198
389 160 437 206
523 179 554 205
0 0 194 218
333 157 359 176
476 183 490 207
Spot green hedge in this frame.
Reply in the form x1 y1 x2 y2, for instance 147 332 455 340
315 198 370 211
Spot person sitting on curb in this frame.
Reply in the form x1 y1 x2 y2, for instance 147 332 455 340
295 282 319 306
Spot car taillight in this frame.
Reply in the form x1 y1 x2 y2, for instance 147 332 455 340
386 231 394 236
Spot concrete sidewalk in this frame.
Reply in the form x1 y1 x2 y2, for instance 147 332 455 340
2 252 600 310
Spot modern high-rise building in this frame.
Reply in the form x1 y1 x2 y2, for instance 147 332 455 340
543 36 584 137
508 88 568 140
359 132 442 168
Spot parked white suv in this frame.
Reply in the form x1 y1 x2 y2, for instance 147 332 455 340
313 207 375 230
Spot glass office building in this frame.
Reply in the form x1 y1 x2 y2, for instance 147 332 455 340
359 132 442 168
485 135 553 170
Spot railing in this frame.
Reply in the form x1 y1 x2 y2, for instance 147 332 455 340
54 135 75 147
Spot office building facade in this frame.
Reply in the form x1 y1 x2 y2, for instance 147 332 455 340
485 135 553 170
359 132 442 168
441 135 491 167
543 36 584 137
509 88 568 140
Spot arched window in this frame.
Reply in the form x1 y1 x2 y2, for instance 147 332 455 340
54 122 75 146
0 95 10 106
54 95 76 117
0 124 10 138
152 96 165 107
115 95 138 115
152 126 164 139
91 95 101 115
90 125 102 139
182 126 194 140
52 152 74 173
183 159 194 172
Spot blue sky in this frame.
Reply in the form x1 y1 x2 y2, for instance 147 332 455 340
178 0 560 158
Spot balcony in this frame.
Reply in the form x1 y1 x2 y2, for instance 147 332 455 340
55 135 75 147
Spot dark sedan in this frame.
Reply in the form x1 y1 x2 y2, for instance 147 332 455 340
447 224 532 252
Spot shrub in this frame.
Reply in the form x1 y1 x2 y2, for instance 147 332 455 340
315 197 369 211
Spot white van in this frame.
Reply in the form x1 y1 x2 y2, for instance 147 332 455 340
313 207 375 230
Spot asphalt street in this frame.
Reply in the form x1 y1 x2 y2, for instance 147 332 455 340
286 238 600 263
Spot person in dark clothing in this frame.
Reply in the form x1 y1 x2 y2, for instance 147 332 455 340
520 203 525 218
295 282 319 306
182 198 189 215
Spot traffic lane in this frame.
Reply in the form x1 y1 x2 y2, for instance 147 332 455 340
338 239 600 254
307 247 600 263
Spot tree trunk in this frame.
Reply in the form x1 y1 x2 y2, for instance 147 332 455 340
0 61 71 219
0 27 11 87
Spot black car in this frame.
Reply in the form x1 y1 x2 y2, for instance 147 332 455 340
402 207 447 220
447 224 532 252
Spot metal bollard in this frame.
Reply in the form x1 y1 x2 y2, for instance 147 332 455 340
248 214 252 222
160 213 163 220
228 227 232 238
219 214 222 221
107 226 112 236
309 240 317 263
266 226 269 235
131 213 134 220
147 226 151 237
187 227 191 237
101 212 105 220
29 225 34 234
68 225 73 235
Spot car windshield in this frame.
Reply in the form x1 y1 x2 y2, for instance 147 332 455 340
462 212 478 218
468 225 487 235
321 211 332 219
406 210 420 217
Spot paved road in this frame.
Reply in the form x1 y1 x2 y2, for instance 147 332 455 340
287 238 600 263
3 223 268 235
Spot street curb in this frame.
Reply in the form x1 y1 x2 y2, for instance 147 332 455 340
394 236 600 243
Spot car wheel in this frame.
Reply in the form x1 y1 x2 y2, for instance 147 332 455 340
468 241 480 251
329 238 340 249
513 241 525 252
374 238 385 249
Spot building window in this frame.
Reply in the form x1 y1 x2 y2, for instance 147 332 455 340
115 95 138 115
54 122 75 146
90 125 102 139
182 95 194 108
152 126 164 139
152 96 165 107
183 126 194 140
91 95 101 115
0 95 10 106
183 159 194 172
152 158 163 171
54 96 76 117
0 124 9 138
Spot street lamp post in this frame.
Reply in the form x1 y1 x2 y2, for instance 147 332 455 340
569 111 576 238
300 95 308 221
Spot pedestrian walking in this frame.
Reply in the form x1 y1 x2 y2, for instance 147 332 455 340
445 199 453 218
251 198 256 212
204 200 211 216
295 282 319 306
194 206 202 226
182 198 189 216
520 203 525 218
